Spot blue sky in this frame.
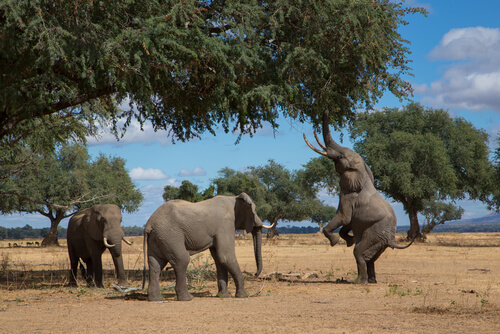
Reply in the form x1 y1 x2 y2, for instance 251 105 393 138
2 0 500 229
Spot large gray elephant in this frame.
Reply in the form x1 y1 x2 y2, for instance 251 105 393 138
304 110 413 284
143 193 271 301
67 204 132 288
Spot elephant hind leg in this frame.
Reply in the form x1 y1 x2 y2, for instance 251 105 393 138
367 261 376 283
170 251 194 301
147 254 168 301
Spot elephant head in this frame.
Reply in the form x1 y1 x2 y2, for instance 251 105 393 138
303 110 374 193
84 204 131 286
234 193 273 276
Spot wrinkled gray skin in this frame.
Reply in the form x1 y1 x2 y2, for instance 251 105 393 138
67 204 130 288
143 193 267 301
304 110 413 284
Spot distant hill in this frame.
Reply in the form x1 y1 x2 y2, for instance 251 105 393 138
396 213 500 233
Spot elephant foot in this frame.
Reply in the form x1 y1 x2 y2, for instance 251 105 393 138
176 292 194 301
147 293 165 302
368 277 377 283
67 281 78 287
324 231 340 247
217 291 232 298
355 277 368 284
235 289 249 298
117 279 129 287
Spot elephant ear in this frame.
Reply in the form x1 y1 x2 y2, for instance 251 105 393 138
83 206 105 241
236 193 261 233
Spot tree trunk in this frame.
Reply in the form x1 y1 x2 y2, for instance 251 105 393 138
406 208 423 242
41 217 62 247
266 220 279 239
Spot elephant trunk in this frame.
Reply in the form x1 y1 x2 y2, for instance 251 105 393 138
252 227 263 277
105 234 128 286
322 109 344 158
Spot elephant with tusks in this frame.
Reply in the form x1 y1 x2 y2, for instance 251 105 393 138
67 204 132 288
304 109 414 284
143 193 272 301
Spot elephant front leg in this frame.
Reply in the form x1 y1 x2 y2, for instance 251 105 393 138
324 199 353 247
210 248 231 298
323 215 344 247
339 225 355 247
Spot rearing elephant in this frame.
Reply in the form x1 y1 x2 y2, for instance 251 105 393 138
304 109 413 284
143 193 272 301
67 204 132 288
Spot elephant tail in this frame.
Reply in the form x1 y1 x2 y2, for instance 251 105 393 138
389 235 416 250
142 230 148 290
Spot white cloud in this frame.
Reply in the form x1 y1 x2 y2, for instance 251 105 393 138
129 167 169 181
417 27 500 112
178 167 207 177
88 120 174 147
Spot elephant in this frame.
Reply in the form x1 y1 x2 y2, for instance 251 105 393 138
143 193 272 301
303 109 413 284
67 204 132 288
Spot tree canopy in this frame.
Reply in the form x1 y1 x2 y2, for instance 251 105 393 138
212 160 335 237
1 0 425 144
349 103 494 239
420 199 464 237
0 143 143 245
162 180 214 202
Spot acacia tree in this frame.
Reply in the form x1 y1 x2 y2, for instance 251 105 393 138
1 144 143 246
421 200 464 237
349 103 494 240
309 204 336 233
1 1 425 144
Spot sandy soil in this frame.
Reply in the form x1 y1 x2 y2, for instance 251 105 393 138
1 233 499 333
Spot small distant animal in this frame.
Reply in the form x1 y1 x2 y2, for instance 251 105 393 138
12 243 19 248
35 241 40 246
26 242 33 246
8 243 11 248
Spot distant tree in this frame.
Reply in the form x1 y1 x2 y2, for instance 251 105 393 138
212 161 319 238
309 203 337 233
487 133 500 212
162 180 213 203
421 199 464 237
0 144 143 246
350 103 494 240
298 156 339 196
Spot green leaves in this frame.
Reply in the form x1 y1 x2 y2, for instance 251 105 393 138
1 0 426 144
350 103 494 235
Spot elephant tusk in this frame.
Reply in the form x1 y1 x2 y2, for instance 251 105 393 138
261 221 275 229
123 237 133 245
314 131 328 151
103 237 115 248
303 134 327 157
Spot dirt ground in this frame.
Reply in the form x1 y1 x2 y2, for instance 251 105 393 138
1 233 499 333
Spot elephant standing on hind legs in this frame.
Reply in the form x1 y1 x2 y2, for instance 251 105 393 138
304 109 414 284
67 204 132 288
143 193 272 301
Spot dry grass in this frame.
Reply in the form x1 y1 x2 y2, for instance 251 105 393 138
1 233 499 333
